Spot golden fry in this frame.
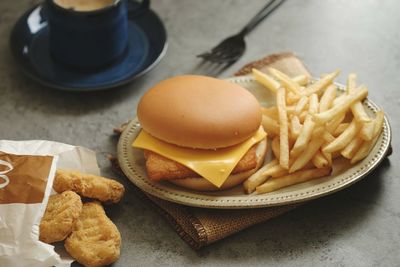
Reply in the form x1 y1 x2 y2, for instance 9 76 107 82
292 75 310 86
360 120 374 141
311 126 325 139
286 105 297 115
347 73 370 122
332 93 347 106
333 123 350 137
308 94 319 114
351 110 384 163
256 167 331 194
261 107 278 120
341 137 363 159
272 136 280 159
287 91 301 105
243 159 279 194
323 119 361 153
372 110 385 137
351 102 371 122
322 131 335 143
299 110 308 123
269 68 302 95
290 138 325 173
319 84 337 113
326 113 346 133
346 73 357 94
360 110 383 141
312 151 329 168
313 86 368 124
322 150 332 166
290 115 302 139
277 87 289 169
303 70 340 96
290 115 315 157
295 96 308 115
262 115 280 137
252 68 280 93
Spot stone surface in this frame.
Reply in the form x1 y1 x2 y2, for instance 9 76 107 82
1 0 399 266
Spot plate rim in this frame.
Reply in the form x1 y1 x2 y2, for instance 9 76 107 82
117 76 392 209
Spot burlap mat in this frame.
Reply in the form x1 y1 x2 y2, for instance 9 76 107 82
111 52 386 249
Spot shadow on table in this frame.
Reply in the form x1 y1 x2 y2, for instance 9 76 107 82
189 159 390 261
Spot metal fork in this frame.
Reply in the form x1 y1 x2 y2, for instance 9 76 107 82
197 0 285 65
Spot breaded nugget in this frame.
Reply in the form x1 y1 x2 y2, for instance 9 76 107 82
54 170 125 203
65 202 121 267
144 145 257 181
39 191 82 243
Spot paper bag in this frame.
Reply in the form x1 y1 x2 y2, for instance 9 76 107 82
0 140 101 267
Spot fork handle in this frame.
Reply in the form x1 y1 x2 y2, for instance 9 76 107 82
239 0 285 36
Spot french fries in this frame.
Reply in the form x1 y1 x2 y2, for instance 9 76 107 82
359 120 375 141
261 115 280 137
247 69 385 195
312 151 329 168
351 110 384 164
261 107 278 120
271 136 280 159
290 115 315 157
323 119 362 153
256 167 331 194
252 68 280 93
290 138 325 173
313 86 368 124
269 68 302 95
333 123 350 137
294 96 308 115
243 159 278 194
290 115 302 139
302 70 340 96
347 73 371 122
277 87 290 169
308 94 319 114
292 75 310 86
341 137 363 159
287 92 301 105
319 84 337 112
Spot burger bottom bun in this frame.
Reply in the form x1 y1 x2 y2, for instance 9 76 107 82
169 137 268 191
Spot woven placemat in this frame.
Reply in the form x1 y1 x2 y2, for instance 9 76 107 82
110 52 375 249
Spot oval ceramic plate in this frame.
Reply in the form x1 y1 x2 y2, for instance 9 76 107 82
117 76 392 209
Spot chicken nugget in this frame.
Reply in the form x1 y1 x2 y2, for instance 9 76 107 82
39 190 82 243
54 170 125 203
65 202 121 267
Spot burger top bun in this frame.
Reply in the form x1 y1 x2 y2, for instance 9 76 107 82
137 75 262 149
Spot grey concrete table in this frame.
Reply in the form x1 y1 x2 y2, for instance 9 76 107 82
1 0 399 266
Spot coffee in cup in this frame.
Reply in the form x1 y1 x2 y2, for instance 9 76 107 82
53 0 116 12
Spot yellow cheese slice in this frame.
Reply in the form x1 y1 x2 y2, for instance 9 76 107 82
132 127 266 187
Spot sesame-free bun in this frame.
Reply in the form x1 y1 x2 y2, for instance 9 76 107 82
137 75 262 149
169 137 267 191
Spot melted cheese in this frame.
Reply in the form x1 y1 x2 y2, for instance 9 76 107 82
132 127 266 187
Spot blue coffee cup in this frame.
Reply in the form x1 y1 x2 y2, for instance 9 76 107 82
45 0 149 69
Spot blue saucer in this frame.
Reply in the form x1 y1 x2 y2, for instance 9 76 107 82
10 2 167 91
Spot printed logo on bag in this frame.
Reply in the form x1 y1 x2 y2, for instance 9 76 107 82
0 152 54 204
0 159 13 189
